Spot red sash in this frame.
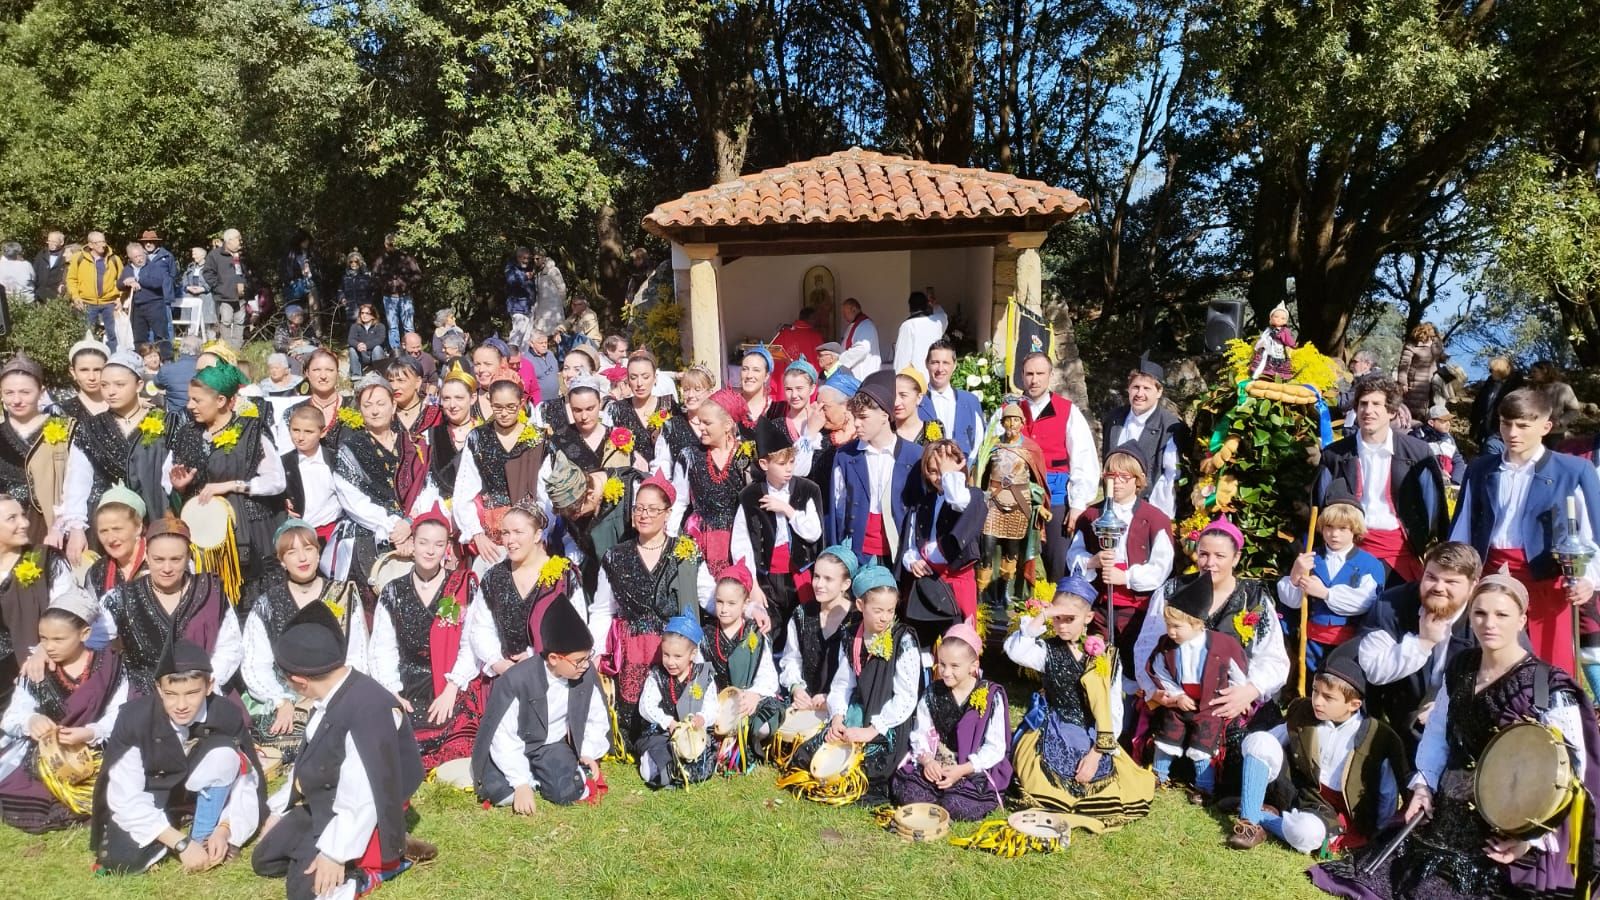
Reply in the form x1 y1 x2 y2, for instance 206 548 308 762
1107 563 1141 609
770 543 791 575
1181 683 1202 701
1305 621 1359 646
1359 528 1420 582
1485 547 1574 674
929 561 978 621
861 512 887 557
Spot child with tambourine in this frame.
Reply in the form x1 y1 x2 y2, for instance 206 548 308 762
700 562 784 765
891 623 1010 820
635 615 717 789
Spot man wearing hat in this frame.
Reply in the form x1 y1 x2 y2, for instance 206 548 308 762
815 341 843 378
1015 351 1101 582
1101 353 1187 517
731 416 823 652
122 240 177 361
471 596 610 811
90 640 265 875
827 370 925 568
1409 401 1466 486
253 603 430 897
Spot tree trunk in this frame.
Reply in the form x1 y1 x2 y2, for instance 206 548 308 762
594 203 626 322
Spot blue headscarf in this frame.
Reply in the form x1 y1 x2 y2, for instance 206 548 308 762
821 369 860 400
785 357 818 384
664 614 705 645
851 565 896 597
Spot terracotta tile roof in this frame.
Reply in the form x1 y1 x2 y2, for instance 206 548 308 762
644 147 1088 235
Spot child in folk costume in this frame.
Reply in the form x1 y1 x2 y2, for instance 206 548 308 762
701 562 784 756
0 590 127 833
1145 574 1249 797
280 404 340 542
636 615 718 788
371 512 487 771
900 439 986 636
90 640 265 875
891 623 1011 820
827 370 924 570
731 416 823 652
974 402 1049 603
1249 300 1296 380
790 565 921 805
1229 642 1410 854
240 520 366 765
779 545 858 713
1006 576 1154 830
472 593 610 811
1275 496 1383 675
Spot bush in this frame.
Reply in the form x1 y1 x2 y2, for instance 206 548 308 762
2 299 87 389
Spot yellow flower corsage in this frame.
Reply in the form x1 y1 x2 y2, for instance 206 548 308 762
647 409 670 430
337 406 365 430
238 400 259 418
537 556 570 588
867 627 895 660
738 440 755 460
690 682 704 700
13 551 42 587
673 536 697 561
324 598 346 621
138 410 165 446
602 476 625 504
967 684 989 712
517 408 529 424
1233 608 1262 646
745 631 759 652
925 420 944 441
41 417 69 445
517 423 542 447
211 424 242 452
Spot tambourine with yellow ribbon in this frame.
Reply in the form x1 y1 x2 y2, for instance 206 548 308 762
36 735 100 816
774 740 866 806
768 707 825 770
950 810 1072 858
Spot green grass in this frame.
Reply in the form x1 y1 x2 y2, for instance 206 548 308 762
0 766 1326 898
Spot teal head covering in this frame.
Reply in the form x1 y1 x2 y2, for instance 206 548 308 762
851 564 896 597
96 483 147 521
818 544 860 579
191 360 248 398
785 357 818 384
274 517 314 543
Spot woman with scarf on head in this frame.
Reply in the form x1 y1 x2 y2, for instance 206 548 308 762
0 355 71 546
667 388 755 577
79 487 149 606
164 360 286 613
452 369 547 571
731 347 777 442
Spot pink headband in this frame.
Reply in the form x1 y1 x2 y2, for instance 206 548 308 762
638 470 676 506
1200 517 1245 551
941 622 983 659
720 558 754 594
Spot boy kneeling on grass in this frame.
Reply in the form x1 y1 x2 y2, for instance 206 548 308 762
1228 641 1409 853
1145 574 1248 800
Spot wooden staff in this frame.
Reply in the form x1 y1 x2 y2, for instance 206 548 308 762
1298 505 1319 696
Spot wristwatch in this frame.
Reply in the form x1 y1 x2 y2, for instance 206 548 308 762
172 836 192 854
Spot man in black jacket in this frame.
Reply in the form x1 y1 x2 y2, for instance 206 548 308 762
1100 353 1187 518
1312 373 1446 585
32 230 66 299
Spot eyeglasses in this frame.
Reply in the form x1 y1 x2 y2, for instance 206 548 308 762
490 403 523 413
559 652 593 669
634 505 668 517
1105 472 1137 482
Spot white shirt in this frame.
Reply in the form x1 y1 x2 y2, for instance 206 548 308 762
1114 407 1180 517
902 474 976 570
586 557 716 666
0 667 127 783
1358 600 1469 690
1015 393 1101 509
638 666 717 731
1355 431 1400 532
728 480 824 576
825 631 919 734
925 384 985 464
106 701 261 849
1133 579 1288 700
892 314 945 382
368 600 476 695
1003 614 1126 743
907 687 1006 774
464 567 591 676
1065 499 1175 592
332 443 440 544
294 450 340 529
241 594 369 707
830 439 898 520
160 434 287 498
838 315 882 380
1275 547 1380 616
487 663 610 790
1449 446 1596 550
778 609 848 692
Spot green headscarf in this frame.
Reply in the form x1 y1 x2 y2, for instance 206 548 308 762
192 360 247 398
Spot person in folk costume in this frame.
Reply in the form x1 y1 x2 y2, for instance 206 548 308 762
974 401 1049 604
543 446 616 600
1313 372 1447 586
1014 351 1101 583
240 520 366 767
0 589 128 833
0 494 78 711
773 357 820 446
464 503 587 686
531 344 604 433
732 346 779 441
635 614 718 788
900 439 986 638
164 360 286 612
329 373 439 611
779 545 858 714
1229 641 1411 855
89 640 264 876
731 415 823 655
668 387 757 575
891 367 942 446
82 488 150 606
651 365 715 478
472 593 610 812
251 603 435 899
453 370 547 570
827 370 925 570
0 355 71 546
1100 353 1187 519
605 349 677 472
298 348 360 451
701 561 784 753
1276 494 1384 677
1248 300 1296 381
1007 577 1155 831
371 511 486 771
52 339 110 422
57 351 171 557
280 404 340 544
1133 520 1288 796
384 356 441 441
1068 445 1174 701
919 340 985 465
428 362 481 512
788 565 920 805
1311 575 1600 900
790 370 859 521
543 373 647 541
892 622 1011 821
591 471 715 754
1450 386 1600 677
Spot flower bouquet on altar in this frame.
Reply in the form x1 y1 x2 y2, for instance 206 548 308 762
952 344 1007 418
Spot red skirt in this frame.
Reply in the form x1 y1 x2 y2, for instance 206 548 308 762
603 621 663 704
1486 547 1575 674
930 561 978 622
414 677 488 771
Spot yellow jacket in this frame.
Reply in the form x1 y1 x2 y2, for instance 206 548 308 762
66 250 124 304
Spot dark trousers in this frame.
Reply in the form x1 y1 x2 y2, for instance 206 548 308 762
130 301 173 359
1043 503 1069 582
95 818 171 874
493 742 587 806
83 301 118 351
253 806 350 900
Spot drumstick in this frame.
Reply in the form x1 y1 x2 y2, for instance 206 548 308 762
1359 813 1423 876
1299 506 1319 696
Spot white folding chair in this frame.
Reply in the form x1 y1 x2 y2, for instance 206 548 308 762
171 295 206 336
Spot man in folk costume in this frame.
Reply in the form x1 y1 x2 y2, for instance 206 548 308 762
252 603 433 899
918 339 985 463
1015 352 1101 582
472 595 609 811
89 640 264 875
58 351 171 553
1099 354 1187 518
731 416 823 654
827 370 924 569
1312 372 1446 585
452 370 546 569
0 354 71 545
1450 387 1600 675
384 357 442 441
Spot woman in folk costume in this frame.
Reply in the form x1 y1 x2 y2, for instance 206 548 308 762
0 355 72 545
427 362 481 509
0 589 127 833
90 516 241 699
164 360 286 611
891 367 942 446
531 344 602 434
53 339 109 421
591 471 715 752
732 347 778 441
772 358 820 445
1006 576 1155 830
80 487 149 605
329 373 439 610
892 623 1011 821
973 401 1049 603
372 511 487 771
0 494 77 712
384 356 442 441
1312 574 1600 900
240 520 366 766
452 371 546 570
544 373 647 564
57 351 170 555
779 545 858 713
605 349 678 472
465 503 586 683
299 347 360 450
668 388 756 575
900 438 986 638
652 365 715 477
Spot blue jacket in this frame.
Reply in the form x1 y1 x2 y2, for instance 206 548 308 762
1305 547 1386 628
917 388 984 457
1456 449 1600 581
127 254 176 305
155 354 198 414
826 437 924 563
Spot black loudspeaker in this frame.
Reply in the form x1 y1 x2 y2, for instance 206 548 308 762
1203 298 1243 352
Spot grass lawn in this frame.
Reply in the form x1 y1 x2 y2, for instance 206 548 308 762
0 763 1327 898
